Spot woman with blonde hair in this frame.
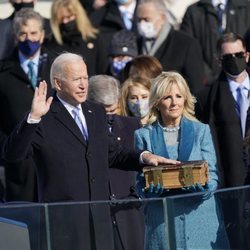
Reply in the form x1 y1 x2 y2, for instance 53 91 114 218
119 76 151 126
135 71 229 250
45 0 108 76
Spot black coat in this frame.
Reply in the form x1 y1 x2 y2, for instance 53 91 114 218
0 48 54 201
195 72 249 188
44 32 109 76
139 27 205 95
2 98 142 250
108 115 144 250
180 0 250 84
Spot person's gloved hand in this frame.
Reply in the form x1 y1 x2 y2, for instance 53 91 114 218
201 181 217 200
143 182 169 198
182 182 216 200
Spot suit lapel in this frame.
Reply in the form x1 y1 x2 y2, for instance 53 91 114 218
178 118 194 161
82 102 95 144
51 99 87 145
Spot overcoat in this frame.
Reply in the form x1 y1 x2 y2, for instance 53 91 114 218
135 118 229 250
2 97 142 250
138 28 205 95
0 48 53 201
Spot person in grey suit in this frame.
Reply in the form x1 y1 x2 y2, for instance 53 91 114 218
135 71 229 250
2 52 178 250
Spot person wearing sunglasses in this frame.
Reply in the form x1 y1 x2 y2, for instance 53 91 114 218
195 32 250 249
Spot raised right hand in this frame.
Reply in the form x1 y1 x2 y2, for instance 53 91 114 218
30 80 53 120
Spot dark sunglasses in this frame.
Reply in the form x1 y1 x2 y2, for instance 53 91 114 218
221 51 245 60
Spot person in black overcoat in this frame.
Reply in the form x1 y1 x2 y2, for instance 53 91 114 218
2 52 178 250
0 9 53 201
44 0 108 76
88 74 144 250
195 32 250 249
181 0 250 84
136 0 205 95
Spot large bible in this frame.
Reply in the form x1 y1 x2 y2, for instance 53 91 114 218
143 160 209 189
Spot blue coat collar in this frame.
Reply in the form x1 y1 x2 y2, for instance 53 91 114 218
150 117 195 161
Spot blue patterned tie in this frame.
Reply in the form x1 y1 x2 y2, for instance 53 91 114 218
236 86 249 138
217 3 224 34
27 61 37 89
72 107 88 141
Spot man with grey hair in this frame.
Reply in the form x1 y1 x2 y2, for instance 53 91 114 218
0 8 53 202
0 0 51 60
2 52 178 250
136 0 205 94
88 74 144 250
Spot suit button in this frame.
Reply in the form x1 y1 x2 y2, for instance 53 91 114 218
87 152 91 158
90 177 95 183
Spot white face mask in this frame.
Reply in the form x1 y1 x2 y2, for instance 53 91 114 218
137 21 157 39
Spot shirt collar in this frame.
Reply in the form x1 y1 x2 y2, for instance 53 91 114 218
57 94 82 116
228 73 250 93
212 0 228 9
19 50 40 67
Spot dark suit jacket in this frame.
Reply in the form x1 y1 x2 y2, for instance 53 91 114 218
0 47 53 201
108 115 144 250
2 98 142 250
196 72 248 188
139 28 205 95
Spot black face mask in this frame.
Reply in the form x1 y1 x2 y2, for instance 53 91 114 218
222 53 247 76
13 2 34 12
59 20 78 34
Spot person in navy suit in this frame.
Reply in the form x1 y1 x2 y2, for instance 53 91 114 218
2 52 178 250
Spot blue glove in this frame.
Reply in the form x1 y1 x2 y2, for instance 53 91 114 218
143 182 166 198
201 181 217 200
182 183 215 200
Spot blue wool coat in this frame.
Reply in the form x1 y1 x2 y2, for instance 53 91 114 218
135 117 229 250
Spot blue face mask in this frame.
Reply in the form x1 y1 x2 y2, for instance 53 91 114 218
111 59 130 77
18 39 41 57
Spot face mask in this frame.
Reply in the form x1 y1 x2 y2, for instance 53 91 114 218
127 99 149 118
114 0 129 5
60 20 77 34
13 2 34 12
18 39 41 57
137 21 157 39
111 58 131 77
222 54 247 76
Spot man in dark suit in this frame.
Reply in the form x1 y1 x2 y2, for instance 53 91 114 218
136 0 205 95
0 8 53 201
196 32 250 249
0 0 51 61
2 52 178 250
88 74 144 250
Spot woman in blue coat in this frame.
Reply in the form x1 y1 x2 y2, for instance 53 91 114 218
135 71 229 250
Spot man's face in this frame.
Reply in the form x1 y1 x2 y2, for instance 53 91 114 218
17 18 44 43
220 39 249 77
55 60 89 106
137 2 166 38
221 40 247 58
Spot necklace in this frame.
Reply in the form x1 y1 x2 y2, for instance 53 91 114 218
163 126 180 132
